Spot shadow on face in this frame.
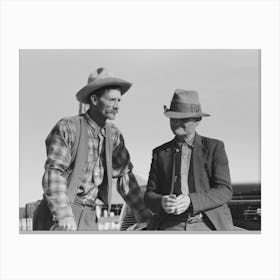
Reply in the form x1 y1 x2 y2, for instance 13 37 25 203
170 117 201 137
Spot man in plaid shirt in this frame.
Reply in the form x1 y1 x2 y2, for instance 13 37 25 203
34 67 151 231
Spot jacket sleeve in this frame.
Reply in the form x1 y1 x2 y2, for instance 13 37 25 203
42 118 76 220
144 150 163 214
189 141 233 215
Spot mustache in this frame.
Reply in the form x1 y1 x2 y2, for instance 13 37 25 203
106 109 118 114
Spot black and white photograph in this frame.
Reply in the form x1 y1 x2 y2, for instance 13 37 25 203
19 49 261 232
1 1 280 280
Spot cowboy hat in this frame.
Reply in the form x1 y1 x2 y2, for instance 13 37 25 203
164 89 210 119
76 67 132 104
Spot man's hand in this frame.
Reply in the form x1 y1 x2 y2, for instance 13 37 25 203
161 195 177 214
126 223 148 231
56 216 77 231
173 194 191 215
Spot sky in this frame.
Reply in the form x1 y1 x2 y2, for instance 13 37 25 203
19 49 260 206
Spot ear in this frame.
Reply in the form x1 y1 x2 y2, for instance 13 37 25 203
89 94 98 106
194 120 201 127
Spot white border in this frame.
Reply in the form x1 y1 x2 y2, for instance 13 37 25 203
1 1 280 280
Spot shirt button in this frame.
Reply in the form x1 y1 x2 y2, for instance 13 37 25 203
94 172 98 176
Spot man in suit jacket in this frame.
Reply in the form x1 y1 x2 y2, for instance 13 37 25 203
144 89 234 231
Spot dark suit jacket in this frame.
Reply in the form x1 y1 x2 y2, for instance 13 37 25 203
144 133 234 230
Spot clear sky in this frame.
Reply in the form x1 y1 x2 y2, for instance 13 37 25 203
20 49 260 206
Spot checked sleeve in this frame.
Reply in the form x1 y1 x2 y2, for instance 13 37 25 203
42 118 77 220
112 129 152 223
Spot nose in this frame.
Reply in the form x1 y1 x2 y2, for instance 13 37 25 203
171 119 182 126
113 100 120 110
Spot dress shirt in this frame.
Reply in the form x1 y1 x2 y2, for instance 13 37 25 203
176 133 195 195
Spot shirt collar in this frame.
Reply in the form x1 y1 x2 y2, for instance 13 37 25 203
175 133 195 148
84 112 106 137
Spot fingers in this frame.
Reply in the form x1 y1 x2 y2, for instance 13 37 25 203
165 206 176 214
174 204 187 215
161 195 176 214
162 195 176 204
172 195 191 215
57 220 68 231
162 204 176 214
164 200 177 207
57 220 64 230
176 195 191 215
161 195 191 215
71 222 77 231
65 223 74 231
57 217 77 231
175 197 187 207
177 194 190 205
175 194 185 202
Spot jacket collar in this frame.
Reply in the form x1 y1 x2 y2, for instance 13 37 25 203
192 133 209 192
193 133 204 149
165 132 203 151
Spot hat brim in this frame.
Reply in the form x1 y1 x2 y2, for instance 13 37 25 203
76 77 132 104
164 110 210 119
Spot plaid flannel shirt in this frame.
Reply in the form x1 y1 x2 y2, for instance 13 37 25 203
42 112 151 223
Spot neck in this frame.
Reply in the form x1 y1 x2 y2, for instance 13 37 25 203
88 107 106 127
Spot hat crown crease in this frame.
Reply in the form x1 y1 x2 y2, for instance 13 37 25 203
88 67 115 84
163 89 210 118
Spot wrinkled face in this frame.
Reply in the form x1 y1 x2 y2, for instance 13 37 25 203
170 117 200 137
91 88 121 120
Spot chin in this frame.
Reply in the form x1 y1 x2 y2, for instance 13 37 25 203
107 114 116 120
174 130 194 137
173 129 187 136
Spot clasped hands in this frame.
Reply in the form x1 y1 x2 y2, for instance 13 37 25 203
52 216 77 231
161 194 191 215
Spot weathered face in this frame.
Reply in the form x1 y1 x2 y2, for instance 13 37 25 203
170 117 200 137
91 88 121 120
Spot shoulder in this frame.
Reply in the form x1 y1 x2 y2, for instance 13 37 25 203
106 121 121 136
106 122 124 147
49 115 82 137
152 139 174 155
106 122 122 143
199 135 226 153
56 115 81 129
45 115 82 146
201 135 224 146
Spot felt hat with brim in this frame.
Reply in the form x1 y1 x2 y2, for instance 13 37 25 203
76 67 132 104
164 89 210 119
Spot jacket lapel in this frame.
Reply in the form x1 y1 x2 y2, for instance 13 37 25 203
161 139 176 190
192 133 208 192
